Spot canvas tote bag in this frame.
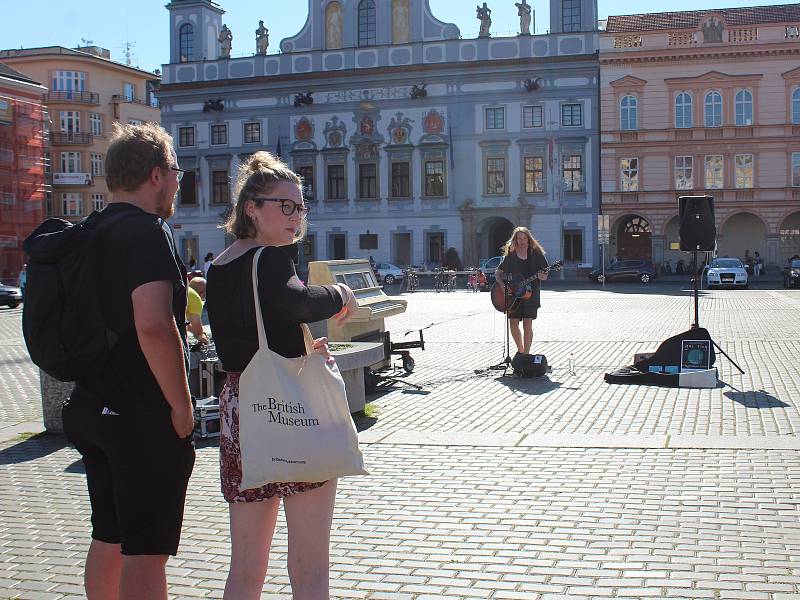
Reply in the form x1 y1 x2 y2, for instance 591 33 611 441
238 247 367 490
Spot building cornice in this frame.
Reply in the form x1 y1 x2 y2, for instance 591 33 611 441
600 44 800 65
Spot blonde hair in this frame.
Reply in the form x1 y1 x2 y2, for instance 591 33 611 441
224 151 306 241
502 226 545 257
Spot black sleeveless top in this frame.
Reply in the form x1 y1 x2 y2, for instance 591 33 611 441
206 246 343 372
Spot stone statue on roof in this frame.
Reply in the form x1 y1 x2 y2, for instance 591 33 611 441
477 3 492 38
256 20 269 55
219 24 232 59
516 0 532 35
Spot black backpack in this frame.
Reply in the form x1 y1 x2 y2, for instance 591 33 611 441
22 210 129 382
511 352 550 378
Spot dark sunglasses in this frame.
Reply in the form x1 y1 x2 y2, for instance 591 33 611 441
253 197 309 217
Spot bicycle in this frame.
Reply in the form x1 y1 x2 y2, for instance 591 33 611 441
402 269 419 293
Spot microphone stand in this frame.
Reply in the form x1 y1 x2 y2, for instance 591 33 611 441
489 276 513 375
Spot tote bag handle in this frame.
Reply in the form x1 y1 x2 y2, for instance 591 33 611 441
250 247 314 356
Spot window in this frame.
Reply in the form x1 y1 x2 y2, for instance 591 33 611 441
523 156 544 193
621 158 639 191
620 95 638 130
735 89 753 126
179 23 194 62
705 155 724 189
327 164 345 200
562 0 581 32
52 70 85 92
358 163 377 198
297 166 314 200
675 156 693 190
391 162 410 198
244 122 261 144
359 233 378 250
123 83 135 102
43 151 51 176
60 152 81 173
675 92 693 128
704 91 723 127
90 153 103 177
358 0 377 47
792 88 800 124
486 158 506 194
485 107 505 130
45 191 53 216
523 105 543 128
178 169 197 205
128 119 143 126
564 229 583 262
735 154 753 188
792 152 800 187
91 193 105 212
210 123 227 146
563 154 583 192
89 113 102 136
424 160 445 196
561 103 582 127
178 126 195 147
62 193 83 217
212 171 230 204
60 111 80 133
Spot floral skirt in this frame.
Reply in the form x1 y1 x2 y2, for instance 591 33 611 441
219 372 326 503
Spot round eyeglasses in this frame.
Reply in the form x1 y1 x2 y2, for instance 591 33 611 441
254 197 309 218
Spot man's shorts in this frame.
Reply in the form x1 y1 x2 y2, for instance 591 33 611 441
507 299 539 320
63 387 195 556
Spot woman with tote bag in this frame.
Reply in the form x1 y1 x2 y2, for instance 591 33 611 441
206 152 362 599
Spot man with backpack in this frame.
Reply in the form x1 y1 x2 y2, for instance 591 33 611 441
25 122 195 599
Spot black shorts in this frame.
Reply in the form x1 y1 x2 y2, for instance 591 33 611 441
507 299 539 320
62 387 195 556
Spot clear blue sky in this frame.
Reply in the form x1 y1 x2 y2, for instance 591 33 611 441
3 1 796 73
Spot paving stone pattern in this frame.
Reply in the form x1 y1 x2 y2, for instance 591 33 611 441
1 289 800 598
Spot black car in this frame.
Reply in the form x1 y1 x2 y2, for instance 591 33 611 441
589 259 657 284
783 259 800 289
0 284 22 308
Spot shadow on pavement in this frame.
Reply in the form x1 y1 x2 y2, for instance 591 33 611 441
724 389 789 409
0 432 68 465
495 374 562 394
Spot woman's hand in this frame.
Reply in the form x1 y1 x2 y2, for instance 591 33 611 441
538 270 549 281
313 336 335 365
333 284 358 325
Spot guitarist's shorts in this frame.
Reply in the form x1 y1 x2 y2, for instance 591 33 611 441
507 300 538 320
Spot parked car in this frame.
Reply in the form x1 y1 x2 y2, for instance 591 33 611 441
482 256 504 284
589 259 657 284
375 262 404 284
0 284 23 308
706 257 748 288
782 259 800 289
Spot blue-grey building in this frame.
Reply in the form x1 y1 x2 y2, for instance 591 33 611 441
158 0 599 272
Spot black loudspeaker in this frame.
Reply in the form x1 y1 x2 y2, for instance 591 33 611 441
679 195 716 252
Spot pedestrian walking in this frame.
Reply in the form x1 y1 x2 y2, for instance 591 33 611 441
205 151 358 600
203 252 214 278
60 123 195 600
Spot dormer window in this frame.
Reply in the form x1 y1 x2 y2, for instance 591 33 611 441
358 0 377 47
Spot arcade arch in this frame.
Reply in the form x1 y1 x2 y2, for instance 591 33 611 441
613 214 652 260
718 212 766 262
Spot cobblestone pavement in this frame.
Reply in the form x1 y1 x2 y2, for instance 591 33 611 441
1 287 800 599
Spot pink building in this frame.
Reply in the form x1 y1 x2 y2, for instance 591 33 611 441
600 4 800 270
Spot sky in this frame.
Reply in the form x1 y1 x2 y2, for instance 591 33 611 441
2 0 797 74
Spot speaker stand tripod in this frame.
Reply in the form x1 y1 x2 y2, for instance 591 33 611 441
689 250 745 375
489 281 513 376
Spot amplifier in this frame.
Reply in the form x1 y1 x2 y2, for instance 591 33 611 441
194 396 220 439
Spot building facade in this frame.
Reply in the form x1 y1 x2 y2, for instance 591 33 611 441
0 46 161 223
158 0 600 271
0 64 47 283
600 4 800 269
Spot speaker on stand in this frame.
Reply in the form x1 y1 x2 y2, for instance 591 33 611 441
677 195 744 375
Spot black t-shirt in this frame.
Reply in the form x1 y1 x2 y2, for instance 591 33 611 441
78 202 188 413
206 245 344 372
498 248 548 307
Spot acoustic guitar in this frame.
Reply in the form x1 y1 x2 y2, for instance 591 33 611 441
490 260 563 313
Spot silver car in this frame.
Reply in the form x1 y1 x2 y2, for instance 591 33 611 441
706 257 749 288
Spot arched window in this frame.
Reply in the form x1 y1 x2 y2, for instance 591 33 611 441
793 88 800 124
358 0 377 47
675 92 692 128
735 89 753 126
704 90 723 127
179 23 194 63
620 95 638 130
